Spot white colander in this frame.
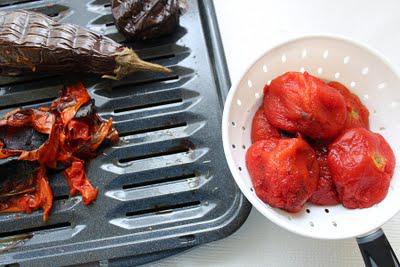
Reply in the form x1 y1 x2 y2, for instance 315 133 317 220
222 35 400 265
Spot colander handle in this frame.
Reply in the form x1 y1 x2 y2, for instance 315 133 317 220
357 228 399 267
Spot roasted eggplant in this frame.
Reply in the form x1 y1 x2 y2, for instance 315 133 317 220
0 82 119 220
112 0 187 40
0 10 170 79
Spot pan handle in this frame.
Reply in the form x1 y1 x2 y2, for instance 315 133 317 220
357 228 399 267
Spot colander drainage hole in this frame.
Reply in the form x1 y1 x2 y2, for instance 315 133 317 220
250 188 254 192
325 209 329 213
378 82 386 89
232 121 236 127
238 167 242 171
241 126 246 131
309 221 314 227
232 144 236 149
323 50 329 59
306 209 310 213
242 145 246 149
301 49 307 58
332 221 337 227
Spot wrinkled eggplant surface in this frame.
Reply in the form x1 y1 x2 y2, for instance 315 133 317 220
0 10 169 79
112 0 187 40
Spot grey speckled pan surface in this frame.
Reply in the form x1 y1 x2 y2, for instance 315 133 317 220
0 0 251 266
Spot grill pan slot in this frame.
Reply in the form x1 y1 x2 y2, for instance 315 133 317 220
119 122 187 138
91 14 113 25
112 75 180 89
0 0 41 8
0 74 62 87
0 222 71 238
0 96 56 110
53 194 69 201
114 98 183 114
29 4 69 19
126 201 201 217
89 0 109 6
122 173 196 189
119 146 189 164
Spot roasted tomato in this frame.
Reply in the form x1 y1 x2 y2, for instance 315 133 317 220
263 72 347 140
328 128 395 208
246 137 319 212
328 81 369 130
309 143 340 205
251 107 280 143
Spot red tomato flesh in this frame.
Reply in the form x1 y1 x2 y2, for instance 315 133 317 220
327 81 369 130
263 72 347 140
251 107 280 143
246 137 319 212
328 128 395 208
309 143 340 205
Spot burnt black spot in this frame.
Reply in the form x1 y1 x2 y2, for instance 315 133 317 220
0 126 47 151
0 158 39 196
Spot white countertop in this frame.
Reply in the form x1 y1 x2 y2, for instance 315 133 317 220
151 0 400 266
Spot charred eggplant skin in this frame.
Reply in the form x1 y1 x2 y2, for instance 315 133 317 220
0 10 169 79
112 0 187 40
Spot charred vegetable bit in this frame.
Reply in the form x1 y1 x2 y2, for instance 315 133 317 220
0 10 170 80
0 82 119 220
0 166 53 221
112 0 188 41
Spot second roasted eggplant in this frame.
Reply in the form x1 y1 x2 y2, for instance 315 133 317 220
0 10 170 80
112 0 187 41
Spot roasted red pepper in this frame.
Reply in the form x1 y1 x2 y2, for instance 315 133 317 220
328 128 395 208
64 161 98 206
0 167 53 221
0 82 119 220
246 137 319 212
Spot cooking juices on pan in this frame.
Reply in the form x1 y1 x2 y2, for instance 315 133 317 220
246 71 395 212
0 82 119 220
0 10 170 80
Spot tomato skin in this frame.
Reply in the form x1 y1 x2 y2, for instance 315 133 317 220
309 143 340 205
327 81 369 130
263 72 347 140
328 128 395 208
251 108 280 143
246 137 319 212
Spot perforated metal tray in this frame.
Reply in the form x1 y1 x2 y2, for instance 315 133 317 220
0 0 251 266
